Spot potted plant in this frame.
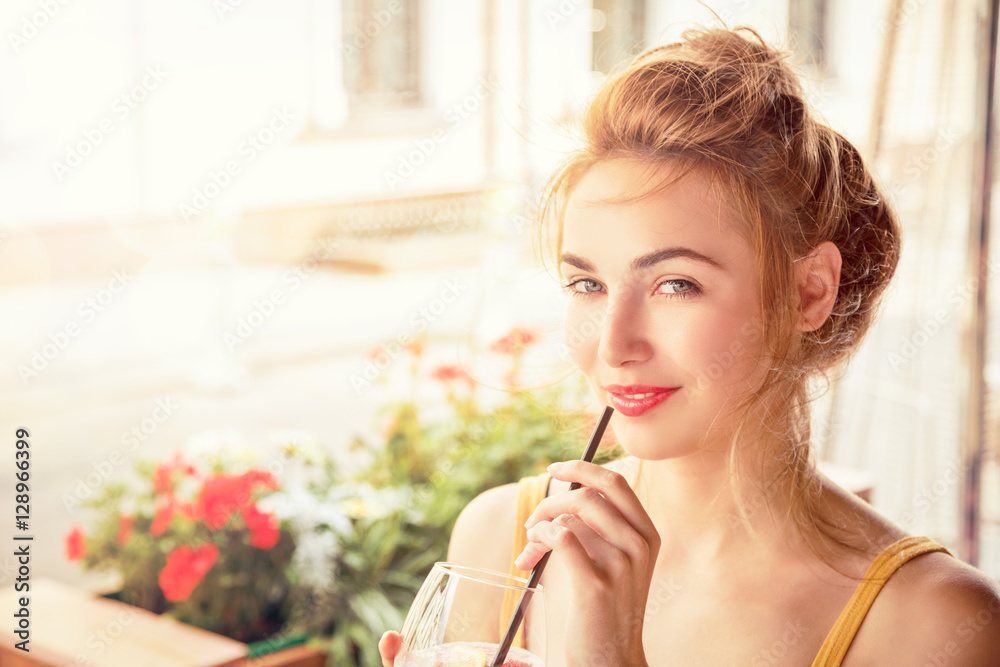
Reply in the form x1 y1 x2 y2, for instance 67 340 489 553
64 326 620 666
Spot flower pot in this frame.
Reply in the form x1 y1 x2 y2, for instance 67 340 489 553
244 643 327 667
246 633 327 667
0 578 326 667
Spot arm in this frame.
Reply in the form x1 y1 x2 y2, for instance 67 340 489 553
381 483 520 666
853 552 1000 665
895 563 1000 666
445 483 522 643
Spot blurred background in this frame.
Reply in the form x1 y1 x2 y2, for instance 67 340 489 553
1 0 998 656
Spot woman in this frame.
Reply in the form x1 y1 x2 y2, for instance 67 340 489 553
381 25 1000 666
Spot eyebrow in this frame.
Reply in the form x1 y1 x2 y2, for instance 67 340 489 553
559 247 723 273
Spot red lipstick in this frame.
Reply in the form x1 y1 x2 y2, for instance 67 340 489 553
604 384 679 417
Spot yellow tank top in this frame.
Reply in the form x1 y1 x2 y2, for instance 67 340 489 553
499 472 953 665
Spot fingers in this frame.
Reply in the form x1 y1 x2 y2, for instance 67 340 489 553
513 538 551 571
524 485 628 547
543 461 660 553
514 512 611 571
379 631 402 667
517 514 615 580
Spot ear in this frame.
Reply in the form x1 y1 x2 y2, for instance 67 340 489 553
795 241 842 332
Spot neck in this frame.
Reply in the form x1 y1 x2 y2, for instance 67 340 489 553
630 439 810 573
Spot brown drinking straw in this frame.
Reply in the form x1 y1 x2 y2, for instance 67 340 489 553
490 405 615 667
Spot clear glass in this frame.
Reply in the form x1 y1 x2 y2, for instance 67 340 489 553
396 562 546 667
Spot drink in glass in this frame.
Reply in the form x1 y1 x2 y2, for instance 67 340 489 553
396 563 546 667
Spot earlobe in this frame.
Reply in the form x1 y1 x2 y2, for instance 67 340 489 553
796 241 842 332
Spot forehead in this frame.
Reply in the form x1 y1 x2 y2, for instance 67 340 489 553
561 159 753 271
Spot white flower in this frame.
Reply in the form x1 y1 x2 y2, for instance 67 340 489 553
332 482 409 520
257 487 352 536
292 530 340 591
269 430 324 464
183 429 260 465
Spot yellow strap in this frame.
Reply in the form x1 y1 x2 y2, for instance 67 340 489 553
810 535 952 666
498 473 552 649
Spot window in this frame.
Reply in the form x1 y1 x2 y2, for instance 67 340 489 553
591 0 646 74
341 0 422 112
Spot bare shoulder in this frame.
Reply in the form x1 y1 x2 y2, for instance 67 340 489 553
447 482 521 574
850 547 1000 665
812 472 1000 664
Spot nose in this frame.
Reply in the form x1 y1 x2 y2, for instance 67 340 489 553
597 289 654 367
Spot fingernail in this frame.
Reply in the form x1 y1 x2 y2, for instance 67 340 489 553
547 462 564 472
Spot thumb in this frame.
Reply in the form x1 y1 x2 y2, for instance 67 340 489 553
379 631 403 667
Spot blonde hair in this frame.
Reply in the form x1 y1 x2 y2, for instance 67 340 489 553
537 26 902 566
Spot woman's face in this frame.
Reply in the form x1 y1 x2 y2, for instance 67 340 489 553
560 159 769 460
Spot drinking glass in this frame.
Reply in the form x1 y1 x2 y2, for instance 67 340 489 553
396 562 546 667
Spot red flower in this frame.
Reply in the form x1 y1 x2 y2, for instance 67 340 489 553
150 498 175 537
159 543 219 602
489 327 538 355
153 451 197 496
116 515 134 546
153 462 173 495
197 470 277 531
242 504 280 550
179 501 201 521
431 364 475 388
65 526 86 561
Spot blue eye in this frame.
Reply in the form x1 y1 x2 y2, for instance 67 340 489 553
657 279 699 298
560 278 603 297
560 278 701 300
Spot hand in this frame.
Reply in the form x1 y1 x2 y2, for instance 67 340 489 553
379 631 402 667
514 460 659 666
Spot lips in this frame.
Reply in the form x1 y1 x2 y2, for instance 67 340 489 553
604 384 679 417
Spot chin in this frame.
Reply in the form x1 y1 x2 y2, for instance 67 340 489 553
615 432 703 462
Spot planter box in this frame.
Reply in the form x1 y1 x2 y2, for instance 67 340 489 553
0 578 326 667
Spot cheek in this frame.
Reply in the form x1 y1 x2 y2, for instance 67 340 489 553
563 303 603 366
685 308 767 393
